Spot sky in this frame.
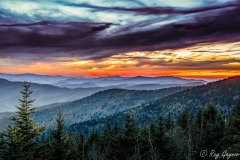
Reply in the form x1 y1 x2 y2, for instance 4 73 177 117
0 0 240 78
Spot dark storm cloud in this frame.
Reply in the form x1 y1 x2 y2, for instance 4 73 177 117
58 1 239 15
0 0 240 60
0 21 112 47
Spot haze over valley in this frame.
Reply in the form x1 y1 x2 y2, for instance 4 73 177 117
0 73 207 112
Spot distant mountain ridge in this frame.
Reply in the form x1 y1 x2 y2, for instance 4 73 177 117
0 73 68 84
54 76 206 88
0 73 207 90
0 74 206 112
126 82 204 90
0 79 105 112
68 76 240 134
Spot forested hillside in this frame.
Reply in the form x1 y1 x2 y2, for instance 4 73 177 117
69 76 240 134
33 87 187 127
0 86 187 130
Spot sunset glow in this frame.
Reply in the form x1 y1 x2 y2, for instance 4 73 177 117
1 0 240 78
1 41 239 78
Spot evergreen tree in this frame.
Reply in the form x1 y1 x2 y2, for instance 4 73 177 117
0 82 45 160
155 115 172 159
139 125 151 159
86 129 101 148
230 99 240 136
204 101 218 124
166 112 174 131
149 120 158 159
50 109 73 160
107 123 124 159
123 112 140 159
102 123 111 157
196 106 203 129
80 132 85 159
86 129 106 160
222 99 240 153
113 123 122 135
195 102 225 159
72 132 85 160
177 106 189 130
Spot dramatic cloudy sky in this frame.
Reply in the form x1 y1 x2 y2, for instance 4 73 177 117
0 0 240 78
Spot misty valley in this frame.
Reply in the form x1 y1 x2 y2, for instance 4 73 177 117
0 74 239 160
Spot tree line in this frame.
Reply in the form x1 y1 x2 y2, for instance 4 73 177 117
0 83 239 160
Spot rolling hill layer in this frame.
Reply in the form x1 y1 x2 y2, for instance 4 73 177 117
0 78 104 112
69 77 240 134
0 87 188 130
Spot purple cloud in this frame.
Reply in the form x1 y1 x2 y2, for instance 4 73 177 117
0 0 240 61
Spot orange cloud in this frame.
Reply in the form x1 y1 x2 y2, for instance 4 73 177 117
0 41 240 78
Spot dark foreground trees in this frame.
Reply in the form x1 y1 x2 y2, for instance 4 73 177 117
222 100 240 154
0 82 45 160
0 82 240 160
